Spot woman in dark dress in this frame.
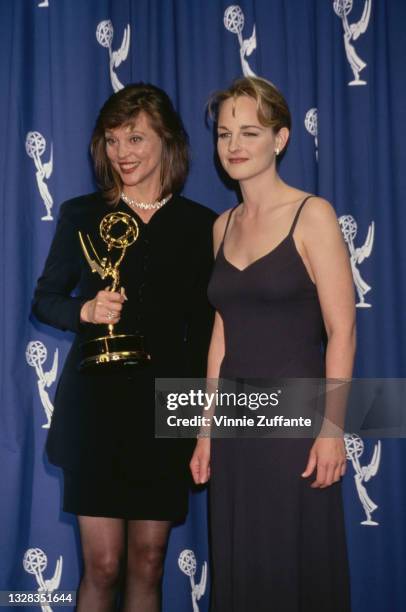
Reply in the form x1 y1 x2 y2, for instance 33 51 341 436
190 77 356 611
33 83 216 612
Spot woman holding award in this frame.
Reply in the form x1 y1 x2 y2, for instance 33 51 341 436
33 83 216 612
190 77 355 611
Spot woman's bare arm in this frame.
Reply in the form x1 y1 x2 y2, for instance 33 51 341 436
297 198 356 488
190 213 229 484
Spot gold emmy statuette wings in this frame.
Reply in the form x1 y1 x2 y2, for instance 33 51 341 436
78 231 109 279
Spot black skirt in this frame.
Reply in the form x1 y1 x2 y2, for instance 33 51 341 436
63 466 190 521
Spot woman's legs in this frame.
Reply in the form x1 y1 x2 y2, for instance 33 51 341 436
121 520 172 612
77 516 125 612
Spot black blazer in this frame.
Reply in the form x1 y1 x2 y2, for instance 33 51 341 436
32 192 216 476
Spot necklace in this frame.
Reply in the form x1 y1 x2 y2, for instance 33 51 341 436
121 192 171 211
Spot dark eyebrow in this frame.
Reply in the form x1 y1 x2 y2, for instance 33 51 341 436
104 129 147 136
217 124 263 130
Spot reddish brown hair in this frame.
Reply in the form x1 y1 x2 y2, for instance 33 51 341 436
91 83 189 205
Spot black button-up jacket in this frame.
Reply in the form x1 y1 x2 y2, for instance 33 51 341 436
32 192 216 476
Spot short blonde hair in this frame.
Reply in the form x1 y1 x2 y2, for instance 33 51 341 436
209 76 291 135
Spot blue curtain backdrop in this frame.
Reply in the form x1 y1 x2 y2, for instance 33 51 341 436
1 1 405 610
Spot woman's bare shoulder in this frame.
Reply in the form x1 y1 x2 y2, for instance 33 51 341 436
212 206 238 251
301 196 338 226
297 196 344 252
213 207 237 236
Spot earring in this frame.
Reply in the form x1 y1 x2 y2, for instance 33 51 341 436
275 147 280 156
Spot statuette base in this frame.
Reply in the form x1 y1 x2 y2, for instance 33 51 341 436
79 334 151 371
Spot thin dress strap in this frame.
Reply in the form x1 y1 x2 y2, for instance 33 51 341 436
221 206 238 245
289 195 314 235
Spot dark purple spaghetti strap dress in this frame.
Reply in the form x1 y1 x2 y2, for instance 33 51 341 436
207 196 351 612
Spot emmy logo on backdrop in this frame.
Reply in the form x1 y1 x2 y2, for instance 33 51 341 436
178 549 207 612
339 215 374 308
26 341 58 429
23 548 63 612
345 434 381 526
38 0 49 7
304 108 318 161
96 20 131 92
224 5 257 77
25 131 53 221
333 0 372 85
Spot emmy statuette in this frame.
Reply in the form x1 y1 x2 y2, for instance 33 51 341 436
78 211 151 370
